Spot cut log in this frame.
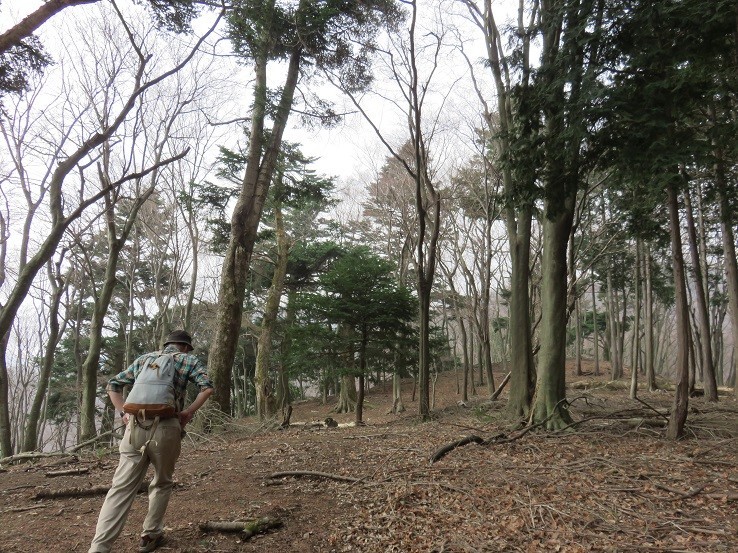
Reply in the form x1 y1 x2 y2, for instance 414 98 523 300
45 467 89 478
199 516 283 539
34 481 148 500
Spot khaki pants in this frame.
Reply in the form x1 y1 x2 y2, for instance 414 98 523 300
89 417 182 553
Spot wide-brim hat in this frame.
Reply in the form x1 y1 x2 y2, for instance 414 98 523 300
164 330 193 350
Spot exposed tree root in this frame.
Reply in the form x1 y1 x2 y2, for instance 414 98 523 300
430 398 674 464
199 516 283 538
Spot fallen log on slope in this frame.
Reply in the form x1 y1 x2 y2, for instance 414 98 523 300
34 481 148 500
199 516 283 538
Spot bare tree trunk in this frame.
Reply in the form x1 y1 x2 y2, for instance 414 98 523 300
506 217 534 417
683 186 718 401
406 3 442 421
666 183 691 440
460 0 535 418
391 370 405 413
356 328 368 425
570 235 582 376
459 317 470 403
0 333 11 457
619 284 627 377
209 48 301 413
606 269 620 378
277 291 295 413
22 259 68 452
80 173 157 441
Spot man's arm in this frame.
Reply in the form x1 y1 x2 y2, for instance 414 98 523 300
178 387 213 428
108 390 130 425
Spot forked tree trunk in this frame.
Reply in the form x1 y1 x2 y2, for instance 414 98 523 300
22 261 67 452
464 0 535 419
210 49 301 413
666 183 691 440
80 182 155 441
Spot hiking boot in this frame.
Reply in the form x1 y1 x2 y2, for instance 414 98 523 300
139 533 165 552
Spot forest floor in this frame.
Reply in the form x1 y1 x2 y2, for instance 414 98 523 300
1 360 737 553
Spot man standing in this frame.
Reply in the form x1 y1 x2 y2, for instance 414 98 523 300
89 330 213 553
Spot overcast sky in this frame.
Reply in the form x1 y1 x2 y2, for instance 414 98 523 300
1 0 501 207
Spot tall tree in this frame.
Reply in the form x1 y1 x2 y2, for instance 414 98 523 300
296 247 415 425
461 0 538 418
530 0 604 428
599 0 737 436
208 0 400 413
331 0 445 419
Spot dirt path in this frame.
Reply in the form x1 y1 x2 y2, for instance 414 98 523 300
1 363 737 552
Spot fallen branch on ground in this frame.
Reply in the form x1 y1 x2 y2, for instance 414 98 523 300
34 481 148 500
490 372 511 401
653 482 709 500
430 398 579 464
268 470 361 483
0 452 78 465
2 505 48 514
1 426 125 466
633 396 670 421
199 517 283 538
45 467 89 478
429 435 484 464
70 426 124 452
